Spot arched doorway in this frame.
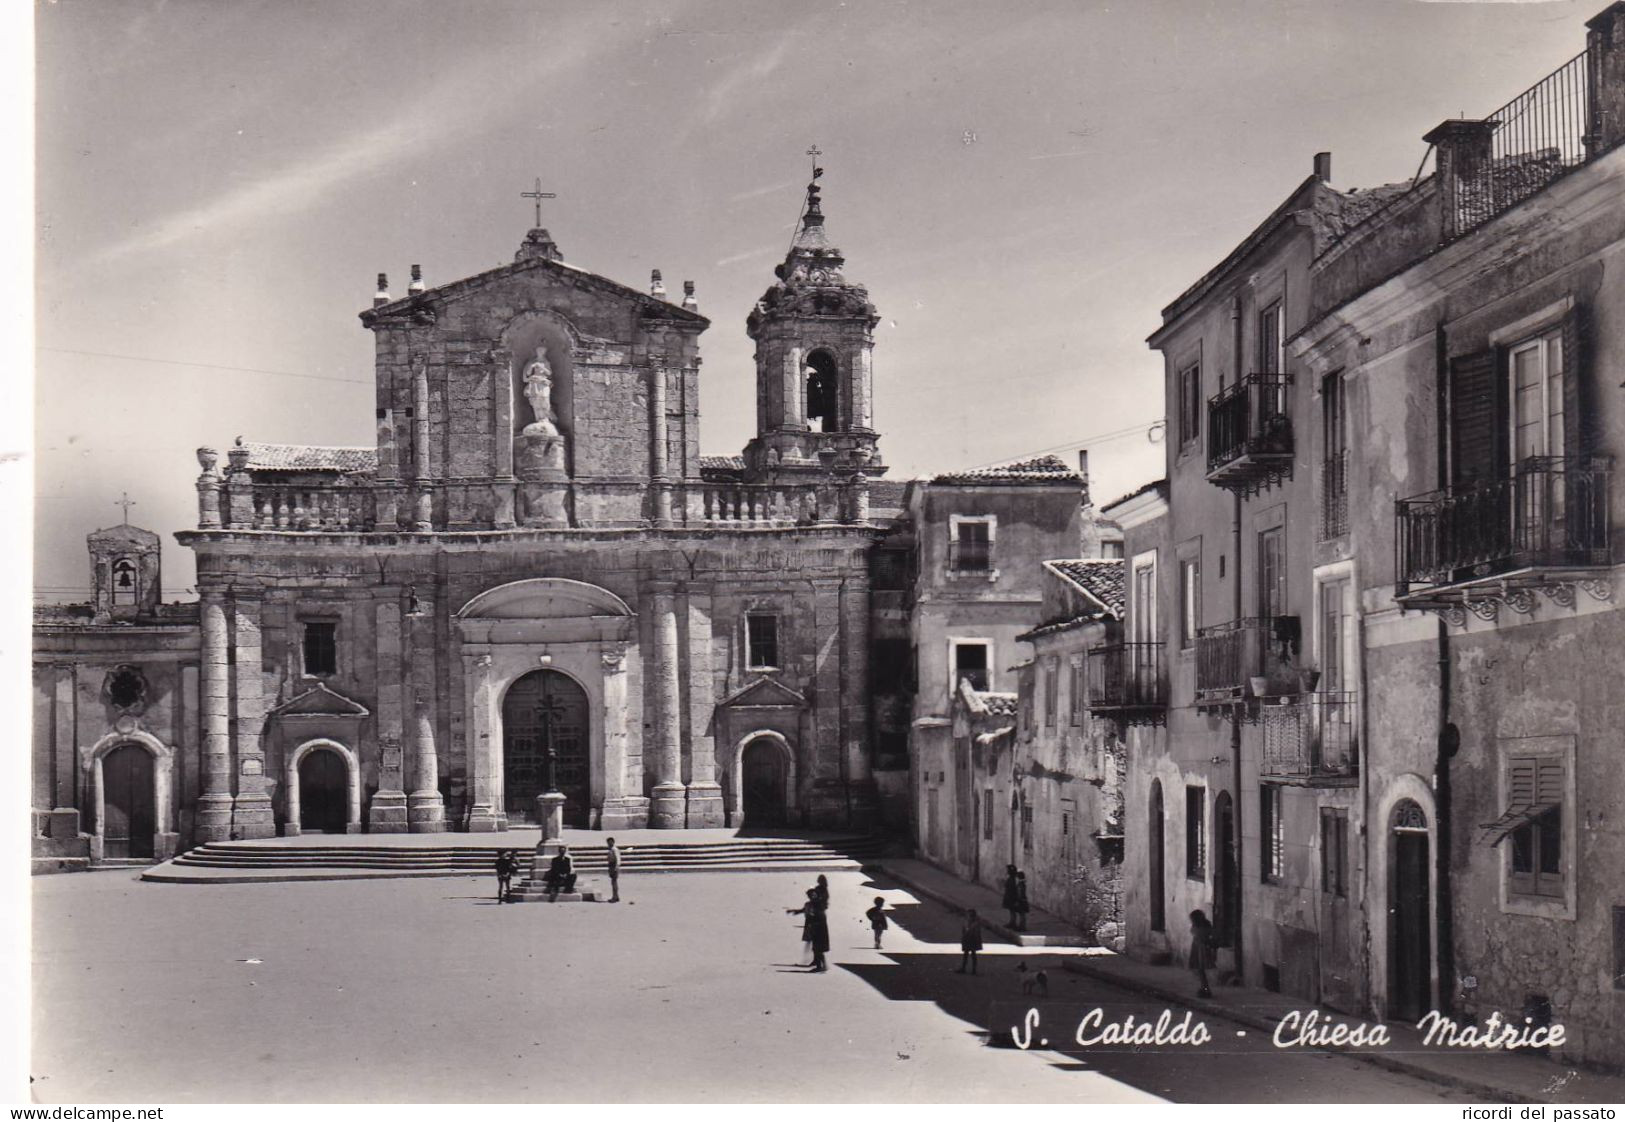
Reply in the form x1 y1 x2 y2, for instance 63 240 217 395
103 743 154 859
741 738 789 827
298 748 348 834
1213 791 1238 947
503 669 591 827
1389 799 1432 1020
1149 781 1166 932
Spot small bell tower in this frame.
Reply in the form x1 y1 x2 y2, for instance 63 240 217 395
743 163 884 481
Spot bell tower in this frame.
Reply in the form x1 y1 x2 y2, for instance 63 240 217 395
743 166 884 481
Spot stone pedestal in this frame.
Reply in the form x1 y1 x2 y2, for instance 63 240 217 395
599 796 650 831
684 782 726 828
535 790 566 842
408 790 446 833
517 433 569 527
368 788 409 833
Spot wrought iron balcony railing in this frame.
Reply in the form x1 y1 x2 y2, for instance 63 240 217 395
1320 450 1350 540
1395 456 1612 603
1086 642 1167 724
1261 690 1360 784
1195 616 1301 707
1206 374 1294 492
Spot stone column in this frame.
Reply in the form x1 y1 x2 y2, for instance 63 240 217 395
649 586 686 827
368 598 409 832
649 358 673 527
782 345 806 429
463 652 502 831
225 442 255 530
407 600 445 832
229 590 275 839
413 359 433 531
855 346 874 430
683 587 724 827
597 642 643 829
196 591 234 841
52 667 77 813
491 344 517 529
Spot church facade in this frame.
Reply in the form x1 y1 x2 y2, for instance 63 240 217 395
170 174 891 840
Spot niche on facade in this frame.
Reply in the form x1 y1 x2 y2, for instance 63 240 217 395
502 313 577 477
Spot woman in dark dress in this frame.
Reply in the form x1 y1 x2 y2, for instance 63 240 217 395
1001 865 1021 928
1013 871 1031 932
788 889 819 966
958 908 985 974
1189 909 1215 998
807 895 831 972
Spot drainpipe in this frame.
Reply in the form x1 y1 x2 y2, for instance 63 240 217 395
1231 488 1245 975
1433 321 1456 1016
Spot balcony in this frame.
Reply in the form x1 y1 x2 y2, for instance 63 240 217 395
1320 450 1349 540
1086 642 1167 725
1206 374 1294 493
1195 616 1301 710
1395 456 1612 615
1260 691 1360 785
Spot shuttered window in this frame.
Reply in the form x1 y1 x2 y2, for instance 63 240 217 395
1450 350 1505 486
1507 755 1565 899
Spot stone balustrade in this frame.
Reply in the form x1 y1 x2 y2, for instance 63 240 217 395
236 483 376 532
695 482 856 526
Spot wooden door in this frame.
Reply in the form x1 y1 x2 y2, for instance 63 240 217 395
741 740 788 826
503 669 591 827
1213 791 1238 947
299 749 348 834
1389 802 1432 1021
103 744 154 859
1149 782 1166 932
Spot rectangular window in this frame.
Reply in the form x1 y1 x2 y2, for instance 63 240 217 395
1260 785 1284 882
1258 300 1284 374
1069 660 1085 726
1132 556 1157 646
1101 540 1125 560
1319 578 1351 694
953 641 990 693
302 620 338 677
871 548 911 591
950 519 993 572
1510 329 1565 463
1321 371 1349 540
1043 660 1058 727
1021 800 1034 853
1186 786 1206 879
1320 808 1348 897
746 613 779 669
1507 755 1566 899
1178 362 1202 447
1180 557 1201 649
1257 527 1286 619
983 789 994 841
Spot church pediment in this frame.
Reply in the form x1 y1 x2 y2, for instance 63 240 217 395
718 675 808 709
270 681 370 719
360 251 708 331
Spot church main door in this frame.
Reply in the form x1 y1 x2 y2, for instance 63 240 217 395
103 743 154 859
503 670 591 827
299 748 348 834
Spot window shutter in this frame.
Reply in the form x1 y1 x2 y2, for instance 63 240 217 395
1449 350 1503 486
1561 305 1591 460
1509 758 1537 806
1536 759 1564 805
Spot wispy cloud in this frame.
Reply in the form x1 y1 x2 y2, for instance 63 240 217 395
714 245 781 268
700 31 797 125
728 179 798 204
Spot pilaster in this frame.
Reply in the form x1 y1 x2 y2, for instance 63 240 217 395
682 586 724 827
229 589 275 839
196 590 234 840
463 652 502 831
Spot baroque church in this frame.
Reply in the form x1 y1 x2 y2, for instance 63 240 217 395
37 169 911 861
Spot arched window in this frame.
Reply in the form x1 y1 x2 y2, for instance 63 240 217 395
111 557 138 606
805 350 839 433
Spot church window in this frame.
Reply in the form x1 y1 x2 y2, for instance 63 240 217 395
302 620 339 677
111 557 138 606
805 350 840 433
746 613 780 670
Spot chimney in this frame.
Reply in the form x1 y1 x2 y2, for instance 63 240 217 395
1422 118 1499 241
408 263 425 294
681 280 698 311
1077 450 1092 508
1313 152 1332 184
650 269 667 300
1587 3 1625 154
373 272 390 307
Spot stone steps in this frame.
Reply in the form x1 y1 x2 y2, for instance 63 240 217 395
151 836 886 882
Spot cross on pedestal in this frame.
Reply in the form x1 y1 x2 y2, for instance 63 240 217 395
521 177 557 228
536 691 569 794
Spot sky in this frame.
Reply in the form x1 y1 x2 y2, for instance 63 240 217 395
29 0 1604 600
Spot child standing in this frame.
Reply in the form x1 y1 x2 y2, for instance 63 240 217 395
865 896 889 949
958 908 984 974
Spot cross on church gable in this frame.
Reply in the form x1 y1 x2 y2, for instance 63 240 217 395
116 492 136 524
521 177 557 228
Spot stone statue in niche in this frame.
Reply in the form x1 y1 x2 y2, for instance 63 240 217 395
522 347 561 439
514 344 570 526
